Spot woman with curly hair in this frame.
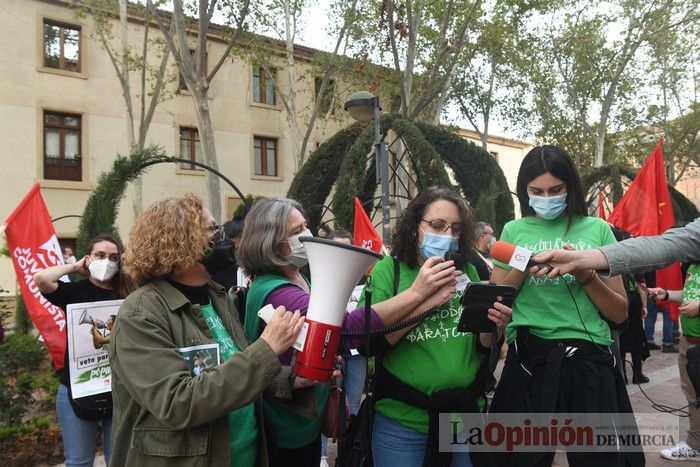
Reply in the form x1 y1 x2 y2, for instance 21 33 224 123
237 197 461 467
109 194 305 467
365 186 511 467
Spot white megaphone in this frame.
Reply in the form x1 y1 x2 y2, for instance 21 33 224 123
293 237 382 381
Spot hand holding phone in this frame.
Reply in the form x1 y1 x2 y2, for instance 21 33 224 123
458 283 516 333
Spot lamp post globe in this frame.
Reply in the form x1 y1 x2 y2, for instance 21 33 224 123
343 91 378 122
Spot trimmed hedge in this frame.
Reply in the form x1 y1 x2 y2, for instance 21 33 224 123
415 122 514 234
290 115 514 234
76 146 167 255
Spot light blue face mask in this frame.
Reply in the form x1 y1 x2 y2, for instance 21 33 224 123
420 229 458 260
528 193 567 220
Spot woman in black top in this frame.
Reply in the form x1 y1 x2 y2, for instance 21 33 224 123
33 234 129 467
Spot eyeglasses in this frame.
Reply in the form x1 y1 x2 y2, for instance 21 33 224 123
421 219 465 236
207 224 225 241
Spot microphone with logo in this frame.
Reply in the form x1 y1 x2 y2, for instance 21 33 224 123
490 241 542 272
490 240 610 276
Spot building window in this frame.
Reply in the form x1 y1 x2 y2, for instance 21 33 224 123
44 111 82 181
253 67 276 105
314 77 335 114
179 127 203 170
254 136 277 176
43 20 81 72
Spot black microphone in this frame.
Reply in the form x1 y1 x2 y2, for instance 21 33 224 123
445 252 465 270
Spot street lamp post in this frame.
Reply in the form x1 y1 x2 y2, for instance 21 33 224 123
344 91 391 247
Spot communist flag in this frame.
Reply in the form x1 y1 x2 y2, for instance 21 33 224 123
607 140 683 319
353 197 383 254
4 184 67 368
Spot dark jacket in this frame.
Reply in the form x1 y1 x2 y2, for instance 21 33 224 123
108 279 281 467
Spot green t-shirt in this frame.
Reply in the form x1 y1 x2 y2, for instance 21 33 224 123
365 255 482 433
681 264 700 337
493 215 616 346
200 303 257 467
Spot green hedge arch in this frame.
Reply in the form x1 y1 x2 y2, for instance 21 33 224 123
288 115 514 234
414 122 514 233
76 146 252 255
582 164 699 223
76 146 167 255
331 115 454 230
286 123 367 234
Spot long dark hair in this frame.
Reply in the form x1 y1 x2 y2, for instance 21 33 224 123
516 145 587 232
391 186 475 268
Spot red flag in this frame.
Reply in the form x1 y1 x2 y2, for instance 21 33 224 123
607 140 683 319
5 184 67 368
353 197 383 254
598 191 606 220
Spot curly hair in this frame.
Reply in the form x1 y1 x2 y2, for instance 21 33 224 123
122 194 210 286
391 186 476 268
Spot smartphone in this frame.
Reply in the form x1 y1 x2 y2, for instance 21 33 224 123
457 283 516 333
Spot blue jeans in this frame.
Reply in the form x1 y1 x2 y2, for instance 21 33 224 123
372 412 472 467
644 300 673 345
343 353 367 415
321 353 367 457
56 384 112 467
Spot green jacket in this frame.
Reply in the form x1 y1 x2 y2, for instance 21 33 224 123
108 279 281 467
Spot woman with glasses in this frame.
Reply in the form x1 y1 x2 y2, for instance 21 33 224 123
237 197 459 467
108 195 306 467
489 146 642 467
365 186 512 467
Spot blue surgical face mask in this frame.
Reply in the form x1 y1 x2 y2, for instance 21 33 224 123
528 193 567 220
420 229 458 260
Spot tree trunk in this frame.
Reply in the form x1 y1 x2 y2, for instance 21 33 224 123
283 0 302 170
192 90 222 221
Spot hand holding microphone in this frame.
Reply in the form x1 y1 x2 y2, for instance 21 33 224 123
490 240 546 273
491 240 609 279
410 256 459 301
530 247 610 278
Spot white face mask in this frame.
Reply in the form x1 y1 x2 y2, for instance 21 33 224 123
287 228 312 267
88 258 119 282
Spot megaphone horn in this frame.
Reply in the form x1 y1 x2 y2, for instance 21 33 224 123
78 309 94 326
293 237 382 382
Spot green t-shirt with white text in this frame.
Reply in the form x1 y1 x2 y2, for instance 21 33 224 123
680 264 700 337
493 215 616 346
364 255 482 433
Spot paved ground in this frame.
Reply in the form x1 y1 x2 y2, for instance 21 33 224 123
55 315 695 466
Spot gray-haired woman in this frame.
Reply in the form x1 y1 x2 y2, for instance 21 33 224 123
238 197 460 467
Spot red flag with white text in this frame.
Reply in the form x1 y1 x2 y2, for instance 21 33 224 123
5 184 67 368
353 197 383 254
607 140 683 319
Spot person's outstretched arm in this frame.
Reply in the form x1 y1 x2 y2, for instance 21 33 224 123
533 217 700 277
